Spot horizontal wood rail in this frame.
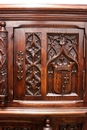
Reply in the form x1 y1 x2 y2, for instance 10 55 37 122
0 107 87 117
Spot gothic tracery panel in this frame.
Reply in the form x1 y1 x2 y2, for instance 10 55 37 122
25 33 41 96
47 33 78 95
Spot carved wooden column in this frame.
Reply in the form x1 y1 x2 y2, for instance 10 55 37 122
0 21 8 106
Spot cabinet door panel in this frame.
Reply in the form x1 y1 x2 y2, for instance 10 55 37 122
47 29 84 100
14 28 46 100
14 27 84 101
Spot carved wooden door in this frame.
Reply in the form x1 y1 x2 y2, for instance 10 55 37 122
13 26 85 101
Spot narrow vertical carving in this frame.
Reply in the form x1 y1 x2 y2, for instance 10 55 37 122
0 21 8 106
25 33 41 96
17 51 24 80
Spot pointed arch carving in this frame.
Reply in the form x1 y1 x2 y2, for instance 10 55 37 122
47 33 78 95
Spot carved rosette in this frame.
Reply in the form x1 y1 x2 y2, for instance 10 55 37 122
47 33 78 95
0 21 8 106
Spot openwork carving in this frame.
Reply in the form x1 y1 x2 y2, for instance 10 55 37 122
25 33 41 96
0 21 8 105
47 33 78 95
59 123 82 130
47 34 78 62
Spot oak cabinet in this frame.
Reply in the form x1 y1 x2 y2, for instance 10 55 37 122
0 4 87 130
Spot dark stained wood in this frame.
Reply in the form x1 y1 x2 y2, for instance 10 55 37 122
0 4 87 21
0 4 87 130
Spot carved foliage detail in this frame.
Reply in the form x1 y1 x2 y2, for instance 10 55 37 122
0 22 7 96
47 33 78 95
25 33 41 96
17 51 24 80
59 123 82 130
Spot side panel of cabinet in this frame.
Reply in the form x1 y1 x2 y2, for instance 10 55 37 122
14 28 47 100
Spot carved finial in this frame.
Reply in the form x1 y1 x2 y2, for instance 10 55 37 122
45 119 50 127
43 119 52 130
0 21 6 31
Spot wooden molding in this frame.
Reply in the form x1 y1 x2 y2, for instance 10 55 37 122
0 4 87 21
0 107 87 117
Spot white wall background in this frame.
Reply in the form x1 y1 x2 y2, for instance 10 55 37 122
0 0 87 4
